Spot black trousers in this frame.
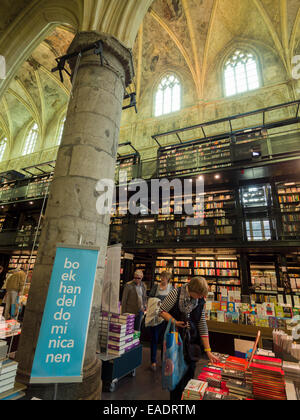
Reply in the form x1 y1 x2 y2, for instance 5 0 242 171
169 361 196 401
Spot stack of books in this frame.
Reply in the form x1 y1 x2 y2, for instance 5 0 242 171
221 368 245 382
252 355 282 368
202 387 229 400
226 379 253 399
0 359 18 395
225 356 248 372
198 371 225 389
182 380 208 400
248 360 287 400
99 312 139 356
282 361 300 384
0 341 8 361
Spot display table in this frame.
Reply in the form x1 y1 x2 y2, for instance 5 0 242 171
101 345 142 392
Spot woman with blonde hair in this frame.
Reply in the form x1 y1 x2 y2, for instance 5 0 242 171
160 277 219 400
148 271 174 371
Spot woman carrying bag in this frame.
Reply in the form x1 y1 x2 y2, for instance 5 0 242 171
148 271 174 372
159 277 219 400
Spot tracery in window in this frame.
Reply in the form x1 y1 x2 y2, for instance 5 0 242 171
224 50 260 97
155 74 181 117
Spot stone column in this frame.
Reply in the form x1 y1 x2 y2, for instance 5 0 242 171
16 32 134 400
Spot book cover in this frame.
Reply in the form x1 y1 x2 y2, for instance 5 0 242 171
227 302 236 313
210 311 218 321
212 302 221 311
220 302 228 312
231 312 239 324
217 311 225 323
282 306 293 319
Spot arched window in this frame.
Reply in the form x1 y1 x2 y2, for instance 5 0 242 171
155 74 181 117
57 116 66 145
0 137 7 161
23 123 38 155
224 50 260 97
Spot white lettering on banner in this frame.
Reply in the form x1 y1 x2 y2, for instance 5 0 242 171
44 257 81 365
45 354 71 364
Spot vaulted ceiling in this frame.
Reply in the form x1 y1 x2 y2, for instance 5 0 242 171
0 0 300 163
134 0 300 104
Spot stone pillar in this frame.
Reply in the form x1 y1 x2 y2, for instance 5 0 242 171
16 32 134 400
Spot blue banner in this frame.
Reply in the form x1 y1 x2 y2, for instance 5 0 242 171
30 245 99 384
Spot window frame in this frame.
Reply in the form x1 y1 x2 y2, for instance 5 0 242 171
56 115 66 146
154 73 182 117
223 49 262 98
23 122 39 156
0 136 7 162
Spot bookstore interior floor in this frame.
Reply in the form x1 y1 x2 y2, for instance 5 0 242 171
101 346 208 401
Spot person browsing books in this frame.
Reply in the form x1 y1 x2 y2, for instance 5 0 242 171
148 271 174 372
159 277 219 400
121 270 147 331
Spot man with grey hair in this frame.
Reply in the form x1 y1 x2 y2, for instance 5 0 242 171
121 270 147 331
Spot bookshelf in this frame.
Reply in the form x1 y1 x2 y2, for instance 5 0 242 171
157 138 231 177
115 156 138 184
153 187 237 243
0 216 5 232
277 181 300 239
154 255 241 293
8 253 37 272
241 184 270 209
286 256 300 296
27 174 52 198
0 182 15 202
194 257 241 300
15 222 39 248
250 263 278 294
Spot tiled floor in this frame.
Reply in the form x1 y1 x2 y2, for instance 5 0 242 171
101 345 208 401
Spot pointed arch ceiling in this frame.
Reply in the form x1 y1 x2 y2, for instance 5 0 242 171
134 0 300 103
0 0 300 163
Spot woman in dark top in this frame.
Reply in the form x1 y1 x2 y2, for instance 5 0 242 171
148 271 174 372
160 276 219 400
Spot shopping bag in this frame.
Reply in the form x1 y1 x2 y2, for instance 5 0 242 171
162 319 188 391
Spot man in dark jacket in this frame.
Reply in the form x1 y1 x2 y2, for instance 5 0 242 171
121 270 147 331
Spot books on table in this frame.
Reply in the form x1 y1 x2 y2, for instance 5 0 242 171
0 359 18 395
182 380 208 400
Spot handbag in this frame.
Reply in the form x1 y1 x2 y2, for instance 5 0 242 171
162 319 188 391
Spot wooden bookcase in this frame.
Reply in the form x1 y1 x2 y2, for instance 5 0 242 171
157 138 231 177
276 181 300 240
154 255 241 296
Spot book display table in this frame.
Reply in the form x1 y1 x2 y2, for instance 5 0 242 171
101 345 142 392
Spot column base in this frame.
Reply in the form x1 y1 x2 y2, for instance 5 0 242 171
16 358 102 400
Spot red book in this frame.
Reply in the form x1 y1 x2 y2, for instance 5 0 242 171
250 363 284 375
202 367 223 374
252 355 282 367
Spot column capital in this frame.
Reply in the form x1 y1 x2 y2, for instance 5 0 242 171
67 31 134 87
